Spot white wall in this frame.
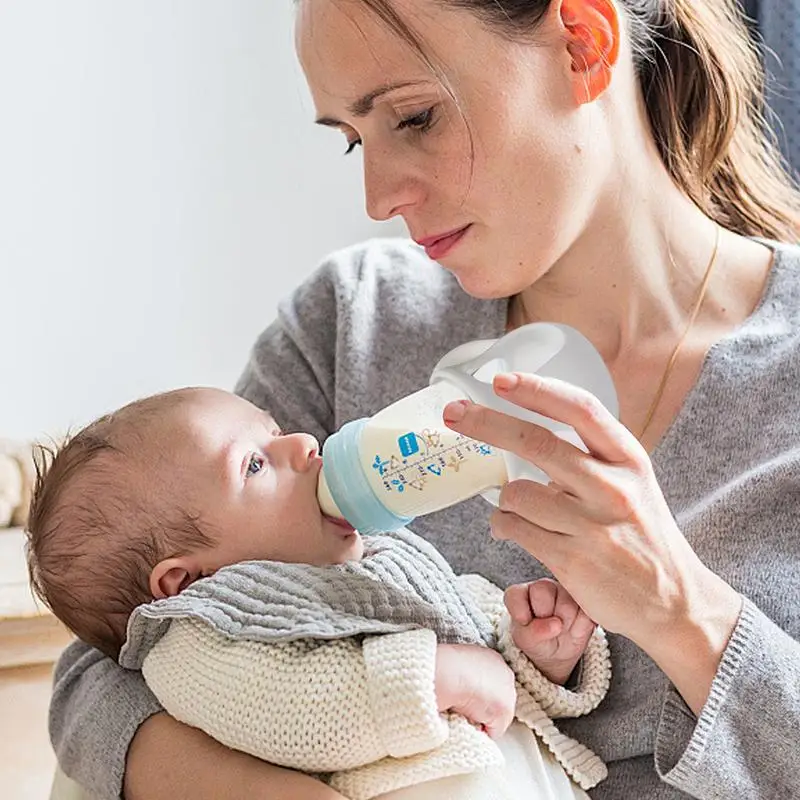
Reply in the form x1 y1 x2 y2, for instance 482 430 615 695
0 1 400 440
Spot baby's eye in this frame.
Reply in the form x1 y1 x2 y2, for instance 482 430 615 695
246 453 266 478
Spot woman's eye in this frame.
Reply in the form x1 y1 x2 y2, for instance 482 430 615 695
397 107 436 133
342 107 435 156
245 454 266 478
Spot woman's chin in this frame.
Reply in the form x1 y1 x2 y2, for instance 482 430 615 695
447 265 526 301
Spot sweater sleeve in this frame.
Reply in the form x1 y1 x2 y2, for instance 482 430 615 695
655 597 800 798
141 620 449 773
49 639 164 800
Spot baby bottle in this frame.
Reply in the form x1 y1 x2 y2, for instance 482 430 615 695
317 323 618 534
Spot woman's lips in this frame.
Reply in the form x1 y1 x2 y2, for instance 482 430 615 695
417 225 471 261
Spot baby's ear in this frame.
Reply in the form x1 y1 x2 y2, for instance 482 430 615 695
150 557 201 599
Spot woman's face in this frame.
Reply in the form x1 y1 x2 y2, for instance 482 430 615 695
295 0 614 298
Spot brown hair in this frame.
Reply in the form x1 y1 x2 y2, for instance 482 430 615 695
26 392 216 660
352 0 800 242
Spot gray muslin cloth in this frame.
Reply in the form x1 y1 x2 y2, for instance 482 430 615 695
119 527 495 670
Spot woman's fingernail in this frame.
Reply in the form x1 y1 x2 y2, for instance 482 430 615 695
443 399 470 424
494 373 520 393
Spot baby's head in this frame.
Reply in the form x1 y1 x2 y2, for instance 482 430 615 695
26 387 363 660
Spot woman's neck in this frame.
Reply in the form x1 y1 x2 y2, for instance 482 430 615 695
513 167 756 371
511 165 773 445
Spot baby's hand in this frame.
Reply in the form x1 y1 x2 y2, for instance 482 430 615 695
434 643 516 739
504 578 596 685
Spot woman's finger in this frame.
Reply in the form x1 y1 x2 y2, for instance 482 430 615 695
494 372 636 464
445 400 609 501
490 509 570 577
499 479 589 533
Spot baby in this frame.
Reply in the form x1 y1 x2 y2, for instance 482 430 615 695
27 387 610 799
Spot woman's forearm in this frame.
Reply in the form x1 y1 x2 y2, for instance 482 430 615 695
639 568 743 716
124 713 345 800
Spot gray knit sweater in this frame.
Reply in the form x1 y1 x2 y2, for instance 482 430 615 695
51 238 800 799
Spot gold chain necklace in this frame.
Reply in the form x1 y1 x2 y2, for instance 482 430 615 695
637 225 721 440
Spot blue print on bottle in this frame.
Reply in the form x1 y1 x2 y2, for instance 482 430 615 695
398 433 420 457
372 455 391 476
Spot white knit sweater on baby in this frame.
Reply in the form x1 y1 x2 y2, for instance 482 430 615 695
142 574 611 799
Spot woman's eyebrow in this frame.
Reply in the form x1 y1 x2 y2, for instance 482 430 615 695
315 80 427 126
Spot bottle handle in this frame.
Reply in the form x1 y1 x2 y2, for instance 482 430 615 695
430 322 617 499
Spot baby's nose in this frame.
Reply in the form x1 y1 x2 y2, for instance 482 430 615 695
279 433 320 472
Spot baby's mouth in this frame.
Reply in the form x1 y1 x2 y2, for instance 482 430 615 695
324 513 357 535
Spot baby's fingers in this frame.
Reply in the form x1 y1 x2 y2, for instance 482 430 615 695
568 609 597 644
511 616 564 655
504 583 535 625
527 578 560 619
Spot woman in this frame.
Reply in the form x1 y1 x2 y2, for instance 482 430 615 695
51 1 800 798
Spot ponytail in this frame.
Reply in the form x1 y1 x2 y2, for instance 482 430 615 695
632 0 800 241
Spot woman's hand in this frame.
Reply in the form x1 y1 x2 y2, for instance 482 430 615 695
443 372 743 713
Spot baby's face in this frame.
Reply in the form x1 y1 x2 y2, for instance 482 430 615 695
154 389 363 580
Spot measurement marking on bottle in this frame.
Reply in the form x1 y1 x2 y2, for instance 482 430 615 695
373 433 495 494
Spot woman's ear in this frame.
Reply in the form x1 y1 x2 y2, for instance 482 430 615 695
559 0 620 105
150 557 202 599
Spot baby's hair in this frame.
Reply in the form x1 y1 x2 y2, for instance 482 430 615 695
26 390 217 660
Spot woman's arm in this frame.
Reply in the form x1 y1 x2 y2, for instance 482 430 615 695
444 371 800 798
50 640 163 799
125 714 345 800
442 373 743 711
653 598 800 798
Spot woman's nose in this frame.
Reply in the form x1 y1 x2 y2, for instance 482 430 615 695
363 149 424 222
273 433 320 472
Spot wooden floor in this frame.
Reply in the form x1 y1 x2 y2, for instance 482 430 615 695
1 527 72 800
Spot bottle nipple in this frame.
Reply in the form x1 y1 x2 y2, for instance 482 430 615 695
317 468 345 520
